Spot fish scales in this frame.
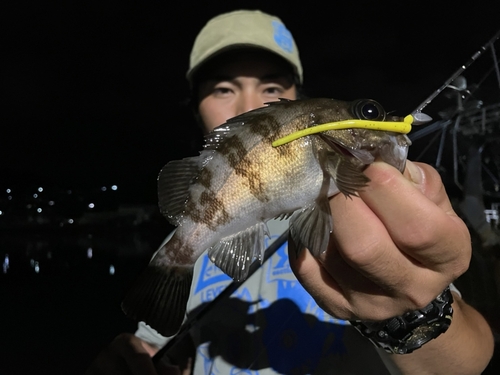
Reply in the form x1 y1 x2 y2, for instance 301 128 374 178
121 97 411 336
180 110 322 243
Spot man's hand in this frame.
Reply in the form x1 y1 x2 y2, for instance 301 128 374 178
84 333 182 375
289 160 471 321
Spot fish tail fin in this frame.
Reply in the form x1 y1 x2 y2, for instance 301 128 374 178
121 265 194 337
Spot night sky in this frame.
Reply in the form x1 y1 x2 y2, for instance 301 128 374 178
4 1 500 204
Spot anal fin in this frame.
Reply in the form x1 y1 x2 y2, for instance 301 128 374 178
208 222 267 282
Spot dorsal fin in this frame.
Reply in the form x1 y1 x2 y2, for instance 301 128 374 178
274 211 294 221
203 98 296 151
203 122 245 151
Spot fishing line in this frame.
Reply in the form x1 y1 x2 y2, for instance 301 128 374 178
490 36 500 88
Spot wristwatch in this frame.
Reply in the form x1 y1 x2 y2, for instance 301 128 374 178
350 287 454 354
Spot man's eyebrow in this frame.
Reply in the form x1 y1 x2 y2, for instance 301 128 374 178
203 72 292 82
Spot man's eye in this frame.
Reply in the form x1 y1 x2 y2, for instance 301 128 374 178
213 87 232 95
264 86 283 95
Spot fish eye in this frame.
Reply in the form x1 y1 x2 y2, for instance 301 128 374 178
351 99 386 121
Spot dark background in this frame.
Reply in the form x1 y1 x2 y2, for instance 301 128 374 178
2 1 500 374
4 1 500 200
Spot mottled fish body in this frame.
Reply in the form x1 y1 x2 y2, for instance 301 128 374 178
122 98 411 336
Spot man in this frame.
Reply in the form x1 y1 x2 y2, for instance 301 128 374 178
86 9 494 375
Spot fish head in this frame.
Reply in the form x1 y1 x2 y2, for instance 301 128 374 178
310 98 412 173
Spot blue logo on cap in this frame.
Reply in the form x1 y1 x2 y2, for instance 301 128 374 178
272 21 293 53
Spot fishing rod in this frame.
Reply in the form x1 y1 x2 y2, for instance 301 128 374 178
153 230 289 364
410 28 500 142
411 28 500 119
408 28 500 197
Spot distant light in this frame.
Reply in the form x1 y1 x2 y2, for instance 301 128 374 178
38 187 43 192
68 218 74 224
33 193 38 198
0 211 3 215
30 259 40 273
88 203 95 209
48 201 55 206
37 208 42 213
101 186 107 192
7 196 12 201
87 248 93 259
47 251 52 259
3 255 9 274
6 189 11 194
111 185 118 191
485 209 499 223
109 265 115 275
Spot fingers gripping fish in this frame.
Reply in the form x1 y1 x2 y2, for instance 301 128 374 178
121 97 412 336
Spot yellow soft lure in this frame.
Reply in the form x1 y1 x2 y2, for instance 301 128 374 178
272 114 415 147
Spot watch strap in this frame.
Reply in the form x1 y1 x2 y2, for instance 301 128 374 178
350 286 454 354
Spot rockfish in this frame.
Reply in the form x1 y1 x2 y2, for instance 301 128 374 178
122 97 412 336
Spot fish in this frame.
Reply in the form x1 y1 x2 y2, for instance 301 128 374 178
121 97 412 336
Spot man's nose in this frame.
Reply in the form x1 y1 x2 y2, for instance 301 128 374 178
236 93 264 116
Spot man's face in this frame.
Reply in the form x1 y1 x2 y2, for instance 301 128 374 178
196 50 298 133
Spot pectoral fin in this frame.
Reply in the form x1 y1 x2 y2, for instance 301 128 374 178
208 222 268 281
289 172 333 257
321 148 370 197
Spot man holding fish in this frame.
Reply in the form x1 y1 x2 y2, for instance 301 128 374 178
86 9 495 375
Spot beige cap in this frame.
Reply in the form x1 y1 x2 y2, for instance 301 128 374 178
187 10 303 85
